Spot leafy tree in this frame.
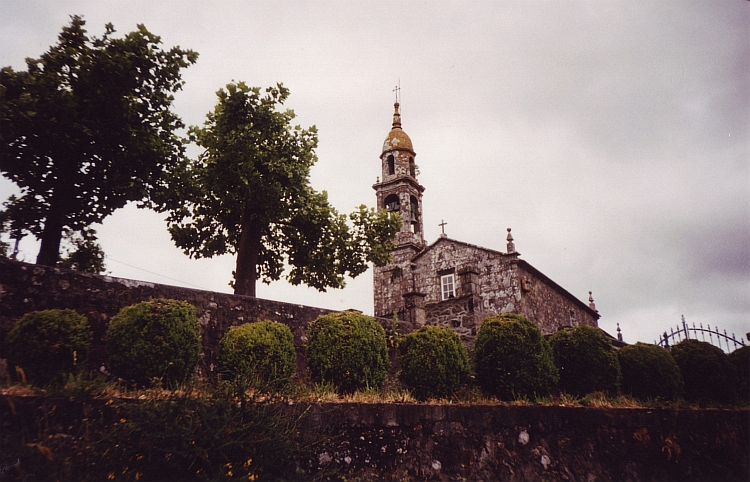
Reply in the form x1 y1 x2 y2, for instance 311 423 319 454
163 82 400 296
58 228 106 274
0 16 197 266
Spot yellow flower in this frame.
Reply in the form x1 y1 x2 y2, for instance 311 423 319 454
107 473 115 480
120 418 126 423
243 458 253 468
135 472 142 481
248 474 257 481
226 470 233 478
105 399 114 406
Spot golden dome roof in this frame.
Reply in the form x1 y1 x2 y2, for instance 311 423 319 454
382 102 414 154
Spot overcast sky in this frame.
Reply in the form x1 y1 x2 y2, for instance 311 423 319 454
1 0 748 347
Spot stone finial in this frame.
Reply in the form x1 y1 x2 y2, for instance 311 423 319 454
617 322 623 342
392 102 402 129
588 291 597 312
506 228 515 254
376 176 380 183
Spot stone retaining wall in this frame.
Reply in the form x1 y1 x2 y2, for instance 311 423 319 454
0 395 746 481
0 258 334 375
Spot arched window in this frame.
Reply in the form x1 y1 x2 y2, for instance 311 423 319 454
387 155 395 175
409 196 419 233
384 194 400 212
409 157 416 177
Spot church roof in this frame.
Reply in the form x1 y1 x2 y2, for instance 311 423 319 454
382 102 414 154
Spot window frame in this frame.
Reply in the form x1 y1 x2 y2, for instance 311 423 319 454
441 273 456 300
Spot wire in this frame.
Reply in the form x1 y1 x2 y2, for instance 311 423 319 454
104 255 209 291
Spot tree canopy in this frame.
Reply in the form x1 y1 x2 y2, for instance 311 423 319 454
0 16 197 266
163 82 400 296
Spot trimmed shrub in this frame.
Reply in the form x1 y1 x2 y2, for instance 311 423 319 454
549 325 620 397
473 314 558 400
306 311 389 393
218 320 296 391
5 309 91 385
106 299 201 387
671 339 737 404
728 346 749 403
398 325 470 400
618 343 683 401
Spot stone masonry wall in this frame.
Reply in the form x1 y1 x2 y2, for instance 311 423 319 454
1 396 746 481
517 261 598 335
0 258 333 376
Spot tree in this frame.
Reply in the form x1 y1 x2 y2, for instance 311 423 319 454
58 227 106 274
0 16 197 266
163 82 400 296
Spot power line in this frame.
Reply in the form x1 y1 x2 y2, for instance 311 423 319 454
104 255 209 291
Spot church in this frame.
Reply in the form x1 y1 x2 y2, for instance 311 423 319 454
372 102 600 344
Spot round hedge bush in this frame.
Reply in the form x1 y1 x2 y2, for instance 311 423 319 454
728 346 749 403
398 325 470 400
106 299 201 387
549 325 620 397
618 343 683 401
671 339 737 404
473 314 558 400
5 309 91 385
306 311 389 393
218 320 296 391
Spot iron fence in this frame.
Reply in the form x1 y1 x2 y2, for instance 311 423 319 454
656 315 747 353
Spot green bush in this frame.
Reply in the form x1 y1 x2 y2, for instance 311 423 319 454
398 325 470 400
218 320 296 391
728 345 749 403
106 299 201 387
473 314 558 400
306 311 389 393
549 325 620 397
671 339 737 404
4 309 91 385
618 343 683 401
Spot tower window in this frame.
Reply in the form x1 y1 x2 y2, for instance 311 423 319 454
387 155 395 175
409 157 416 177
384 194 400 212
441 274 455 300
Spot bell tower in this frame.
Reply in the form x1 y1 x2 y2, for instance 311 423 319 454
374 102 425 247
373 102 426 319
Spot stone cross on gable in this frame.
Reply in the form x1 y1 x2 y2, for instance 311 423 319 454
439 219 447 237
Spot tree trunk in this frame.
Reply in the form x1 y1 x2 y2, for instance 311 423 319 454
36 194 68 267
233 215 262 297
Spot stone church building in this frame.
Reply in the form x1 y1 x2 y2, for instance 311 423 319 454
373 102 600 343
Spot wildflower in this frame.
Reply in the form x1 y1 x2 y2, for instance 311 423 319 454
243 458 253 469
107 473 115 480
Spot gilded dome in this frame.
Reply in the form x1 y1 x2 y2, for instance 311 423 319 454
382 102 414 154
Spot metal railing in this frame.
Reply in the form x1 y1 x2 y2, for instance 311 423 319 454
656 315 747 353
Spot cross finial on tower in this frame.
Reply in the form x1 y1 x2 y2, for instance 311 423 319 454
439 219 447 237
393 81 401 103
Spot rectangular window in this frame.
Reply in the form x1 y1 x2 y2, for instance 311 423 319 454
441 274 455 300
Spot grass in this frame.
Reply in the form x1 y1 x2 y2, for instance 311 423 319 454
1 369 746 410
